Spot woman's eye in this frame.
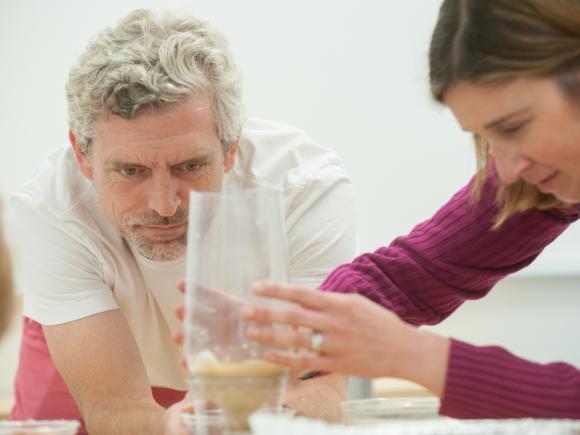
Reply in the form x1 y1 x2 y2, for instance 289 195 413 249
500 122 525 136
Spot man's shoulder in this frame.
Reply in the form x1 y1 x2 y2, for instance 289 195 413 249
9 145 112 245
11 145 93 220
236 118 346 188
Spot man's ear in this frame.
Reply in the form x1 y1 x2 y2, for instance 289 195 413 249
223 140 239 173
69 130 94 180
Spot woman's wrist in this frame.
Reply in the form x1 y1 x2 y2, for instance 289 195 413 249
394 325 450 397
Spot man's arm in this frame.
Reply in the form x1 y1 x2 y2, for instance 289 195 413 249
283 372 348 422
44 309 166 435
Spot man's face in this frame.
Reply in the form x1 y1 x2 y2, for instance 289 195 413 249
72 94 237 261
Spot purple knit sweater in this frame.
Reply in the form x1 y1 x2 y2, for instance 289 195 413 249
320 176 580 419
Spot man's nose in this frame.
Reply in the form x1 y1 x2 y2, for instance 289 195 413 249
147 173 182 217
490 142 532 185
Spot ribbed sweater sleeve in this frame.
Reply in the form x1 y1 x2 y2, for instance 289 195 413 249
441 339 580 419
319 175 580 419
320 175 578 325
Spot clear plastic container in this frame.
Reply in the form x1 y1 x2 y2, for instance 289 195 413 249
0 420 80 435
184 188 289 367
184 188 290 431
341 396 441 425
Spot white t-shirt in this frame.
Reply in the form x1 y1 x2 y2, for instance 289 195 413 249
9 118 357 390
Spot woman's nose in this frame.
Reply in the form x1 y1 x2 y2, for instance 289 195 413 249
489 143 532 185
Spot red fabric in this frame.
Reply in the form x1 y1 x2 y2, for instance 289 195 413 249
12 318 185 435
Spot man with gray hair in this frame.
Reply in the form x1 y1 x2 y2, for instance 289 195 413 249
9 9 356 435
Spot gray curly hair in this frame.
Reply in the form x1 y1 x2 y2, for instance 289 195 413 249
66 9 244 154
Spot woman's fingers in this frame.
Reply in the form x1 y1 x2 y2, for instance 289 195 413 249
177 279 185 294
262 349 335 373
252 282 331 311
246 324 312 350
240 304 326 331
245 323 340 356
173 330 184 346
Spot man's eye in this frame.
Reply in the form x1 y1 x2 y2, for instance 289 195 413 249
120 167 139 177
180 162 202 172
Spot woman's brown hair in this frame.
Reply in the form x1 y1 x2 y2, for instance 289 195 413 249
429 0 580 226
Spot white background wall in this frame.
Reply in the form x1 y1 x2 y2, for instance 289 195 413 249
1 0 579 399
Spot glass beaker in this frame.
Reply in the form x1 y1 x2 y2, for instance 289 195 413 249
341 397 442 425
0 420 80 435
184 187 289 432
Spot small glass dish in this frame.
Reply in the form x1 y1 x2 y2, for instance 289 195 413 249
251 407 295 418
341 396 441 425
0 420 80 435
181 410 226 435
182 407 295 435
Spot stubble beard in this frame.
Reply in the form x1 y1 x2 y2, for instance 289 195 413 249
123 209 188 262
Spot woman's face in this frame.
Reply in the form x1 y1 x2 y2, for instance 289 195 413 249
444 77 580 203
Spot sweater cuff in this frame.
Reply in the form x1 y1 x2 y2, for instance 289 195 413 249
440 338 580 419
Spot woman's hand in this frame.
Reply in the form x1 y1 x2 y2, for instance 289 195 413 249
240 282 450 396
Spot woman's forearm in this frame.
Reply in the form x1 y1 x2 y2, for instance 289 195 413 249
392 326 450 397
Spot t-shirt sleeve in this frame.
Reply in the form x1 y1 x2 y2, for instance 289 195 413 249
284 164 358 288
9 195 118 325
320 174 579 325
